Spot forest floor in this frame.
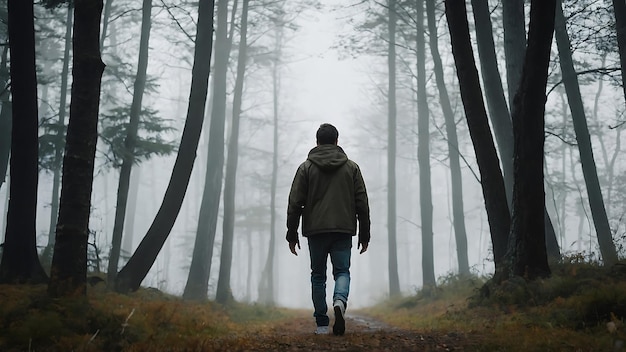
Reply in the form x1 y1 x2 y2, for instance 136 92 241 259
213 310 473 351
1 260 626 351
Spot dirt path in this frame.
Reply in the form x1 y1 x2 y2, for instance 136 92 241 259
218 312 474 351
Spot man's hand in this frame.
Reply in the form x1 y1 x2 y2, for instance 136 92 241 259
358 241 369 254
289 240 301 256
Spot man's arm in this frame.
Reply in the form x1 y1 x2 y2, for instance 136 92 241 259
354 164 371 253
286 163 307 254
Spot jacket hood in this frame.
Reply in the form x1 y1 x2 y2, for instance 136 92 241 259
307 144 348 172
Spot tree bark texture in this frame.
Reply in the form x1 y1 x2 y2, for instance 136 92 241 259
554 0 618 266
426 0 469 276
504 0 555 281
498 0 561 259
444 0 510 271
48 0 105 297
116 0 215 293
108 0 152 284
0 0 47 284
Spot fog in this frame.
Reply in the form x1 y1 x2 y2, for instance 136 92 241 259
1 0 624 309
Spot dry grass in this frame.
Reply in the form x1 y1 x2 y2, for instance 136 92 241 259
1 259 625 351
361 260 626 351
0 282 296 351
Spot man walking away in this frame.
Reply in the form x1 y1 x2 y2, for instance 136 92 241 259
286 123 371 336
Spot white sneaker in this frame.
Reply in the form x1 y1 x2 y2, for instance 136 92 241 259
332 300 346 335
315 326 329 335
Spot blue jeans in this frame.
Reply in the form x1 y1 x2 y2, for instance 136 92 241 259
307 233 352 327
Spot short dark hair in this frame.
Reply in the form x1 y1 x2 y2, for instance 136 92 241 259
316 123 339 145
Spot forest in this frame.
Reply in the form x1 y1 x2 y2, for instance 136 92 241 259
0 0 625 350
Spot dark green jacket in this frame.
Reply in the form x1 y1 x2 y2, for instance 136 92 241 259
286 144 370 244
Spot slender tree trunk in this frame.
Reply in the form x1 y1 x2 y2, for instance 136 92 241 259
387 0 400 297
415 0 435 287
554 0 618 267
244 227 252 301
107 0 152 284
471 0 514 204
0 47 11 192
502 0 525 105
501 0 554 282
426 0 469 276
48 0 105 297
44 5 73 263
0 0 47 284
216 0 249 305
613 0 626 104
183 0 231 301
258 24 282 305
115 0 215 293
558 92 568 244
445 0 510 271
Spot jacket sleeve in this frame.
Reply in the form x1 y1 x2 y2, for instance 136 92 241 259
354 164 371 244
286 163 307 243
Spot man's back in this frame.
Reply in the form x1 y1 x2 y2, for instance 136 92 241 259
287 144 369 240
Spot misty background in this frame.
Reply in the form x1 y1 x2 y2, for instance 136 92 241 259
0 0 624 308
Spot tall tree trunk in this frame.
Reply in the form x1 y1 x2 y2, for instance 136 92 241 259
416 0 435 287
444 0 510 271
259 24 282 306
471 0 514 204
107 0 152 284
216 0 249 305
613 0 626 104
501 0 526 105
44 4 73 264
0 47 11 192
426 0 469 276
0 0 47 284
500 0 561 258
48 0 105 297
115 0 215 293
245 229 253 301
501 0 555 282
387 0 400 297
554 0 618 267
558 92 568 244
183 0 231 300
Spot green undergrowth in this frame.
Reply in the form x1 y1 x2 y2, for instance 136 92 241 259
0 283 297 352
362 259 626 351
